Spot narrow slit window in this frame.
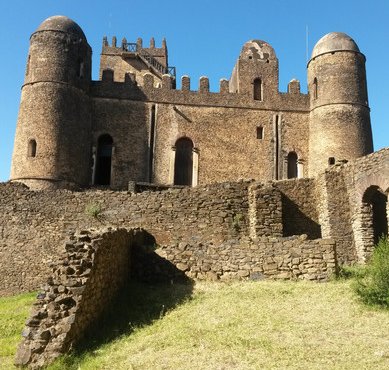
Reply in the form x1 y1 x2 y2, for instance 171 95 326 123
28 139 37 157
256 126 264 139
313 77 318 100
253 78 263 101
77 58 84 78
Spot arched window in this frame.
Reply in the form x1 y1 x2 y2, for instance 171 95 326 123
174 137 194 186
312 77 318 100
28 139 37 158
287 152 298 179
95 134 113 186
253 78 263 101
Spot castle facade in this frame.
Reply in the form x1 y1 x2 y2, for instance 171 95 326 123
10 16 373 190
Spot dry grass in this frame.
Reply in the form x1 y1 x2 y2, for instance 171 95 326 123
1 281 389 370
50 280 389 370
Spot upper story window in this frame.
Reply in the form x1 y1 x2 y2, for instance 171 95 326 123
256 126 264 139
253 78 263 101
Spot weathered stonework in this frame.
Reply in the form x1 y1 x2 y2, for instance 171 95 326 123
10 17 373 190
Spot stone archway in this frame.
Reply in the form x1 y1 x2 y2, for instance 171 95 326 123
360 186 388 259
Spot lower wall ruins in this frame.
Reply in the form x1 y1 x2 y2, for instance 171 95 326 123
15 228 336 369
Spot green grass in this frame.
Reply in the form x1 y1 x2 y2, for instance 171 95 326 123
0 292 36 369
1 281 389 370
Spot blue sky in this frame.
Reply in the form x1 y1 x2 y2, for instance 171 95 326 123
1 0 388 181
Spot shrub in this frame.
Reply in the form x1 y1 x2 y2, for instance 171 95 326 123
85 203 102 219
354 236 389 307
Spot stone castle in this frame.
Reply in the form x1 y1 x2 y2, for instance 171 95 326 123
3 15 389 368
11 16 374 190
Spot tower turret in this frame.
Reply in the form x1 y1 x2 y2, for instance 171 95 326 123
307 32 373 176
11 15 92 189
229 40 279 100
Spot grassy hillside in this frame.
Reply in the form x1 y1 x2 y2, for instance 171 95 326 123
1 281 389 369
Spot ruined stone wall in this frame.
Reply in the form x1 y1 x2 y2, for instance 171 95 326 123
15 229 138 368
316 167 355 264
315 148 389 264
0 181 250 295
152 235 336 282
276 178 321 239
15 228 336 369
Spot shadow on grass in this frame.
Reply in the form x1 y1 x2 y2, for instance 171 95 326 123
48 232 195 370
81 280 194 351
50 279 194 369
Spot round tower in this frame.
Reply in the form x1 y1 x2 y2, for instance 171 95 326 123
11 15 92 189
307 32 373 177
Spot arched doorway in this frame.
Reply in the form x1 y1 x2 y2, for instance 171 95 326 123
174 138 193 186
362 186 388 246
95 134 113 186
287 152 298 179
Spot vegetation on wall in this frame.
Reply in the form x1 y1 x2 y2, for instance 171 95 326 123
354 237 389 307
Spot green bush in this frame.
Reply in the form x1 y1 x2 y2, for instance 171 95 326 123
85 203 102 219
354 236 389 307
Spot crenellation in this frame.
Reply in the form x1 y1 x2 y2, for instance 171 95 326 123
181 75 190 91
121 37 127 49
219 78 229 94
136 37 143 49
288 79 300 94
150 37 155 48
112 35 117 47
162 74 174 89
199 76 210 93
143 72 154 89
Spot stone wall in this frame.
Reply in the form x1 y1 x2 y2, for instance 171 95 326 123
15 228 336 368
316 148 389 263
153 235 336 282
276 178 322 239
0 181 250 295
15 228 140 368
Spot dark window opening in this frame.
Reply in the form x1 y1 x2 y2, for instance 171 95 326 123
362 186 388 247
28 139 37 158
256 126 264 139
174 137 193 186
248 55 253 59
313 77 318 100
76 58 84 79
287 151 298 179
253 78 263 101
328 157 335 165
95 134 113 186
